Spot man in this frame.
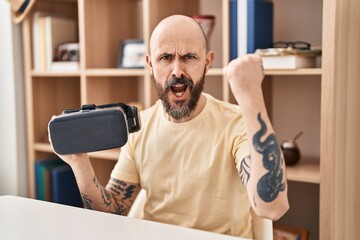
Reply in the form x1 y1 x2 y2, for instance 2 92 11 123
50 15 289 238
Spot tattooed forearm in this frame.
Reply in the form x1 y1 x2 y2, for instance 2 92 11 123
81 175 139 215
239 154 251 187
92 175 112 207
253 113 285 203
106 178 140 215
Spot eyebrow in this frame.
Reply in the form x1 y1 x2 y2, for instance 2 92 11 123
157 52 198 59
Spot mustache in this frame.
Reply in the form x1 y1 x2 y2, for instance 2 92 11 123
165 76 194 91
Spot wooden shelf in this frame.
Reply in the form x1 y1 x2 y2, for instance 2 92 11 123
206 68 322 77
85 68 146 77
265 68 322 76
34 142 120 161
88 149 120 161
34 142 53 153
207 68 223 76
34 143 319 183
286 157 320 184
31 70 80 77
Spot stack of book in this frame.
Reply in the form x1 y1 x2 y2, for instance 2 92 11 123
32 12 79 71
255 48 322 69
35 158 82 207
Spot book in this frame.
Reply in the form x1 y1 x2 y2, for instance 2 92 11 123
34 158 64 201
261 55 317 69
51 164 82 207
32 12 50 70
229 0 238 60
237 0 247 57
246 0 273 54
230 0 273 59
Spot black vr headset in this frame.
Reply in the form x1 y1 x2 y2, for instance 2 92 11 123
49 103 141 155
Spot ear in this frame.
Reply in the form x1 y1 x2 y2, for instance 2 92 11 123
204 51 215 73
146 54 153 68
146 54 154 75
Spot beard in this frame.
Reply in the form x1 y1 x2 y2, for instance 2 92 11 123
155 70 205 120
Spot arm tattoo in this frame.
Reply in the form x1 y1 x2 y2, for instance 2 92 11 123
253 113 285 202
106 178 139 215
239 154 251 187
92 175 112 207
81 193 93 209
81 176 138 215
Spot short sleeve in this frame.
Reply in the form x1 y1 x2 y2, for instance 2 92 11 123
233 134 250 173
229 114 250 173
110 134 140 183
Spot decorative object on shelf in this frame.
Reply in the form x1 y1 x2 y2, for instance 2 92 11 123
54 43 79 62
118 39 146 68
192 15 215 41
281 131 303 166
51 42 80 71
273 224 308 240
9 0 37 23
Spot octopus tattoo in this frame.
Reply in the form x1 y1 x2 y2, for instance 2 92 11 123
253 113 285 202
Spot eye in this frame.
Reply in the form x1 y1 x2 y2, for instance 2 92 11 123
159 54 173 61
183 54 196 60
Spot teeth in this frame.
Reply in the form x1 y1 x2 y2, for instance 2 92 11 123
175 92 184 97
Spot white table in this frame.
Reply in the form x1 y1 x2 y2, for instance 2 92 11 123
0 195 248 240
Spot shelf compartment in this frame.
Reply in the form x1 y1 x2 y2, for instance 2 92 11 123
286 157 320 184
31 0 79 72
272 75 321 163
204 76 224 100
86 76 144 106
32 76 81 143
83 0 144 69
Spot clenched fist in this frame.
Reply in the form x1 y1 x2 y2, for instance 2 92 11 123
223 54 264 102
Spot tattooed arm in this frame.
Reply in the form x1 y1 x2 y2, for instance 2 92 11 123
224 54 289 220
49 153 141 215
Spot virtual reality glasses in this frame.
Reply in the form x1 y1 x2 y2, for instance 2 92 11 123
49 102 141 155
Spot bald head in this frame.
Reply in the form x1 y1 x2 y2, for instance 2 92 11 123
149 15 208 55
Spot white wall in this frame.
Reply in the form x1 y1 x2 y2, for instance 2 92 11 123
0 0 28 196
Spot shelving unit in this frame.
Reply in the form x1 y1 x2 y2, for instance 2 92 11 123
22 0 326 239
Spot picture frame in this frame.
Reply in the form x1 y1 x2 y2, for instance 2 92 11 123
118 39 146 68
273 224 309 240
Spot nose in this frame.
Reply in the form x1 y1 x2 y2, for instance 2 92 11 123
171 59 185 78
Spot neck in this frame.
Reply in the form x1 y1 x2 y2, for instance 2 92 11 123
164 94 207 123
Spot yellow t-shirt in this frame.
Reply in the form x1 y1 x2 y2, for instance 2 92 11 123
111 93 253 238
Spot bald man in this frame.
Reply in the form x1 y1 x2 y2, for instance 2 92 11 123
51 15 288 238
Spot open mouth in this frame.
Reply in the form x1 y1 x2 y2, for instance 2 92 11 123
170 84 188 99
